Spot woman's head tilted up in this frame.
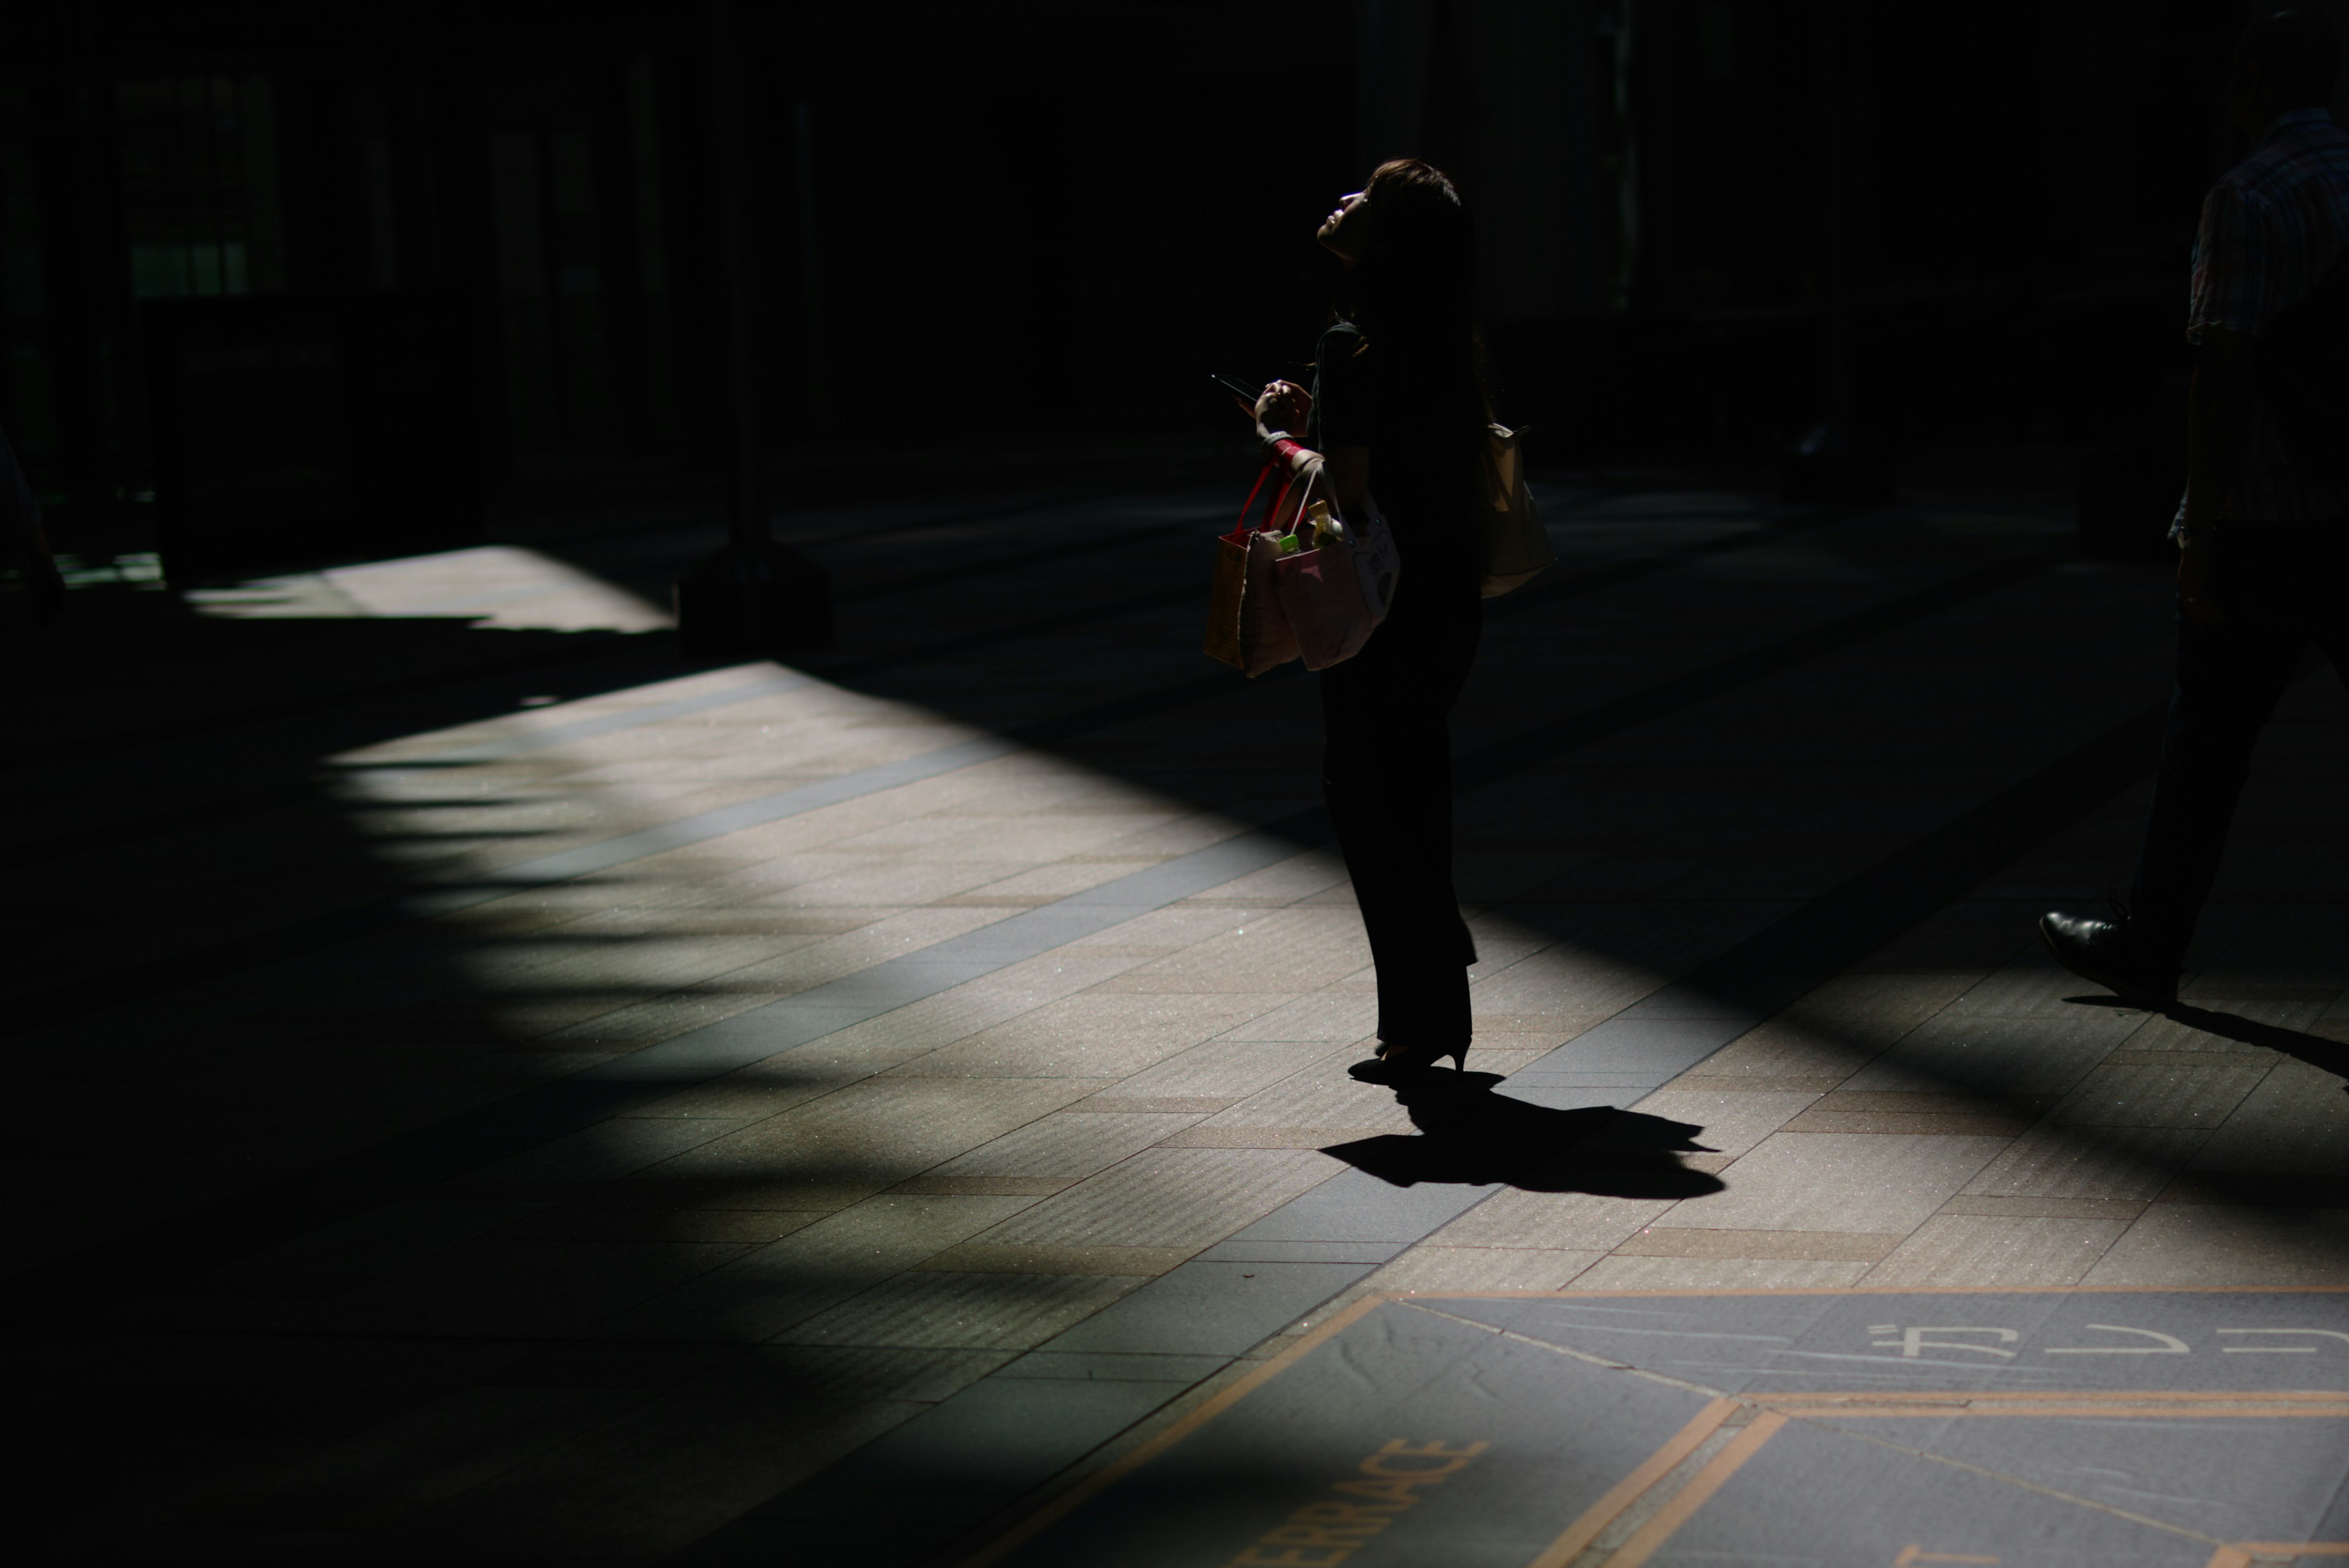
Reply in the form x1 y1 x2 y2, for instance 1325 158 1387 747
1318 158 1484 422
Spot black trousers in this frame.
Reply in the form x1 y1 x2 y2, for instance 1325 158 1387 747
1318 569 1483 1049
2129 526 2348 963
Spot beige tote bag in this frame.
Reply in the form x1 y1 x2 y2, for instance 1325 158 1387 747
1475 423 1554 596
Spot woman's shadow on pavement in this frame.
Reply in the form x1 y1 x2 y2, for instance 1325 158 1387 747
1321 1071 1727 1199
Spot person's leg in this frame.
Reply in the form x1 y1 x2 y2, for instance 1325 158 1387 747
2301 534 2349 691
2127 540 2308 965
1319 581 1482 1056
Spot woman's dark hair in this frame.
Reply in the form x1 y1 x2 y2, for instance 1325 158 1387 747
1341 158 1488 425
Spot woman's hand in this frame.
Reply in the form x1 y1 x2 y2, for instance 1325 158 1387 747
1254 380 1310 434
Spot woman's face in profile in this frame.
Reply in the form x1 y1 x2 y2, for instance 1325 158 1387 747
1318 190 1372 264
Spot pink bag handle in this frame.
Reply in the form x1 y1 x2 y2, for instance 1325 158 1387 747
1225 455 1328 546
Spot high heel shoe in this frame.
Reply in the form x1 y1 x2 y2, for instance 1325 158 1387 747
1347 1041 1468 1084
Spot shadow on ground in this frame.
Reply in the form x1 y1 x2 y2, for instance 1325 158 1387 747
2060 994 2349 1089
1323 1072 1726 1198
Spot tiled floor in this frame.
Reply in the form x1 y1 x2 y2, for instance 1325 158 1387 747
13 453 2345 1564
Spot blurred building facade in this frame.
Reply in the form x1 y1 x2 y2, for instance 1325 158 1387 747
1 0 2320 546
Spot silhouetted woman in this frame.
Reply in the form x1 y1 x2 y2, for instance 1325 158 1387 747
1254 159 1488 1082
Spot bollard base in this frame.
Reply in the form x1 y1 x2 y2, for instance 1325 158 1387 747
675 542 834 658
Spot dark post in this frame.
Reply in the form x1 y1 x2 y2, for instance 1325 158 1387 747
1782 0 1894 505
675 0 833 656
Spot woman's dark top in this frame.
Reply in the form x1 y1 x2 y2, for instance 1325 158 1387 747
1305 319 1482 593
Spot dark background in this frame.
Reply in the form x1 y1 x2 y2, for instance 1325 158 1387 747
6 0 2343 569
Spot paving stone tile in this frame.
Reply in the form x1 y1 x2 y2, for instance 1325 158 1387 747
1457 945 1664 1020
1418 1189 1676 1252
1471 1014 1606 1045
1066 905 1252 953
1100 908 1373 994
1625 1089 1819 1155
1097 1038 1338 1100
915 1110 1200 1184
2050 1059 2274 1128
1664 1132 2008 1232
1945 949 2151 1018
885 1175 1074 1197
599 1194 1039 1343
1516 1016 1753 1080
1936 1195 2148 1221
1360 1246 1603 1294
1159 1126 1408 1148
2184 1123 2349 1178
1192 1238 1401 1264
1214 989 1381 1042
645 1076 1099 1195
973 1148 1336 1249
1776 970 1984 1029
776 1270 1145 1350
1783 1094 2044 1136
2081 1205 2349 1286
1564 1255 1872 1291
992 1351 1230 1383
1195 1068 1416 1131
1860 1214 2128 1286
1841 1012 2139 1095
1184 849 1349 904
545 989 803 1049
2206 1055 2349 1126
1619 1228 1904 1261
1040 1260 1372 1356
2117 997 2326 1052
1961 1123 2211 1200
915 1244 1192 1276
1673 1020 1878 1082
881 989 1260 1079
1223 1166 1488 1245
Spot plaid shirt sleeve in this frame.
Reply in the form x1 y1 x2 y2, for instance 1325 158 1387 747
2188 180 2270 340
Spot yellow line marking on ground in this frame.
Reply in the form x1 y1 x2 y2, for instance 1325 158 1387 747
1778 1402 2349 1421
1761 1389 2349 1403
952 1292 1389 1568
2208 1546 2349 1568
1399 1285 2349 1298
1598 1411 1788 1568
1760 1390 2349 1421
1521 1398 1740 1568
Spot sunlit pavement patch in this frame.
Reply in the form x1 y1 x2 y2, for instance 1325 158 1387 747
977 1290 2349 1568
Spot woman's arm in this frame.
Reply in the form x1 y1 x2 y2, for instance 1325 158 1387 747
1254 380 1370 518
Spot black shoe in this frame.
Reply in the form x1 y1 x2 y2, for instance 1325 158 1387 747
1348 1041 1469 1084
2038 908 2178 1003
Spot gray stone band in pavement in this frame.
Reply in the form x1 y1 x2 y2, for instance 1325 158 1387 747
585 828 1306 1084
397 733 1026 919
370 666 817 768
